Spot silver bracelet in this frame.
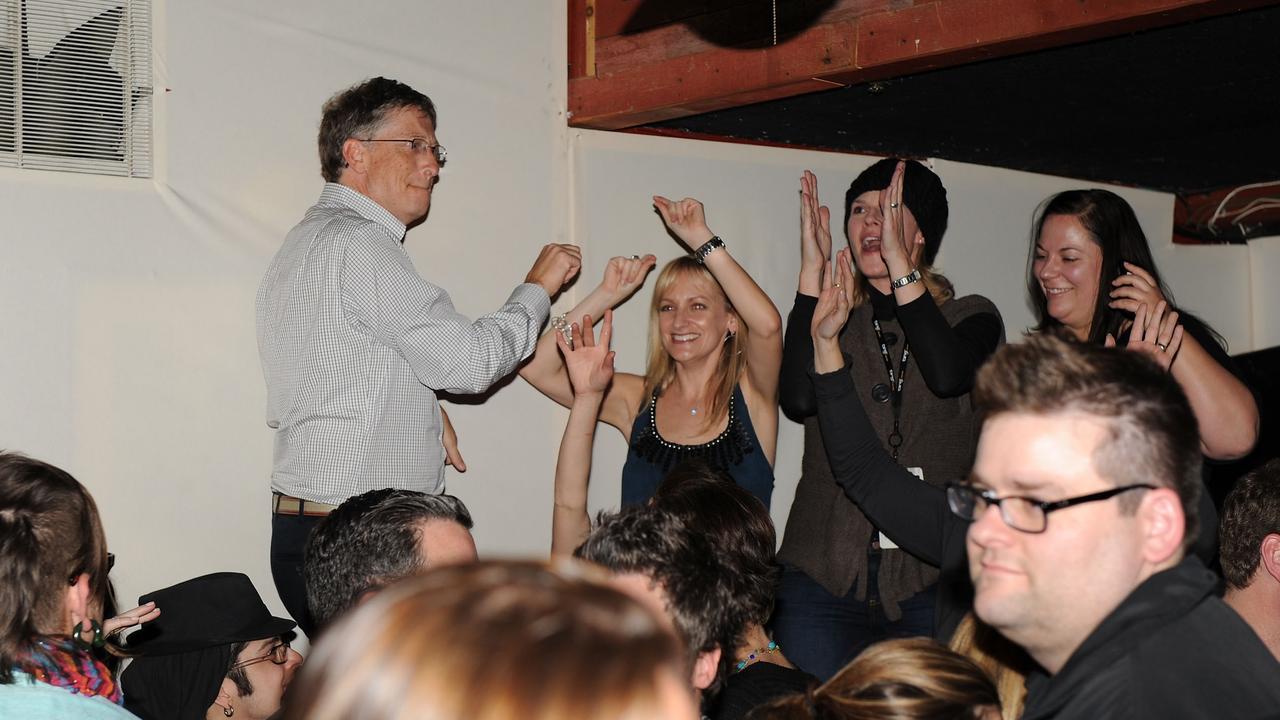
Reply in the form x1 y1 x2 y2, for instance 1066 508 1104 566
550 313 573 348
890 268 922 289
692 236 725 264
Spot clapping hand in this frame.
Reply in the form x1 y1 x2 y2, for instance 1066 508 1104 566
653 196 715 251
1105 300 1184 372
559 310 616 396
800 170 833 269
813 249 856 342
878 161 913 266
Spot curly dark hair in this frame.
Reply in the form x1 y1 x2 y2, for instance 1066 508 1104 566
317 76 437 183
654 459 779 636
575 504 740 694
1220 459 1280 590
304 488 472 631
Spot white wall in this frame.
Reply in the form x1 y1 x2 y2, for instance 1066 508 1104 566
0 0 1270 646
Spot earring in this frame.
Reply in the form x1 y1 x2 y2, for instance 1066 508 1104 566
723 330 736 344
223 706 235 718
70 620 105 649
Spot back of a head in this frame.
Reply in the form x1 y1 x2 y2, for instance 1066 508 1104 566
304 488 473 630
1220 458 1280 591
0 452 109 683
282 559 693 720
749 638 1000 720
653 460 779 631
575 504 738 680
972 334 1202 552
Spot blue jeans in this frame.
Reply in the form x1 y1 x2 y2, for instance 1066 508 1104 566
770 553 937 681
270 512 323 639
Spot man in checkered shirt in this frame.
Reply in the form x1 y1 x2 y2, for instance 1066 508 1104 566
256 77 580 634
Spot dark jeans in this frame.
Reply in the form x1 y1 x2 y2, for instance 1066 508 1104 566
770 553 938 681
270 512 323 639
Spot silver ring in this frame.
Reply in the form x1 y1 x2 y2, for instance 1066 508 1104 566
1157 343 1168 351
890 202 900 208
630 254 640 259
833 282 841 288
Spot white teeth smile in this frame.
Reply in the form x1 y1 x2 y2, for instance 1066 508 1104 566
672 334 698 342
1045 288 1072 295
862 236 880 250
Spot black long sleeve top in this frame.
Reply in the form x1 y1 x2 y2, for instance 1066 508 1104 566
780 289 1004 422
811 364 972 640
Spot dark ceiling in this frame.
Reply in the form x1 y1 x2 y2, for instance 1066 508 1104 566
646 5 1280 195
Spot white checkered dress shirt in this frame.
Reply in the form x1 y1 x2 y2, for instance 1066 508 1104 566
256 184 550 504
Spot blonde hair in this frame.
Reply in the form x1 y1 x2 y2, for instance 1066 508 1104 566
642 256 748 432
282 559 689 720
849 264 955 310
948 614 1031 720
749 638 999 720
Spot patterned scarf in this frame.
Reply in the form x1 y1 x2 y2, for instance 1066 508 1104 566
15 636 123 704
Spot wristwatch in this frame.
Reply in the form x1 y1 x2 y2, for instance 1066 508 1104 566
891 268 922 289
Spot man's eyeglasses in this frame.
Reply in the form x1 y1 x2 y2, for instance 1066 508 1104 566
945 482 1157 534
360 137 447 163
229 640 291 670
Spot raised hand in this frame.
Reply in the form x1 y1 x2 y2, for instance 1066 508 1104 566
878 160 912 265
600 254 658 306
813 248 856 342
800 170 834 296
558 310 616 396
525 243 583 298
653 196 715 251
1105 300 1184 372
1109 262 1168 315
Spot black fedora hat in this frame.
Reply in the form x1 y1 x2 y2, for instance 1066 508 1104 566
126 572 296 655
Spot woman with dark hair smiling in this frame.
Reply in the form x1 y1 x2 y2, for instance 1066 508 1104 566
1028 188 1258 460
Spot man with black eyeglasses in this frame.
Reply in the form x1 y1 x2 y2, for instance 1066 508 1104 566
808 267 1280 718
120 573 303 720
256 77 582 635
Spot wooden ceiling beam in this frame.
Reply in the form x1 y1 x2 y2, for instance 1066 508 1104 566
569 0 1272 130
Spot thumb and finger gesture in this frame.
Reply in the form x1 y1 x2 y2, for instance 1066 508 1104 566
558 309 616 394
653 196 713 250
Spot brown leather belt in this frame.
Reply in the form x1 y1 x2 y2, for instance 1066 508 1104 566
272 492 338 517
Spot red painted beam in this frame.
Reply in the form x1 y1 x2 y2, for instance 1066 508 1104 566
569 0 1273 129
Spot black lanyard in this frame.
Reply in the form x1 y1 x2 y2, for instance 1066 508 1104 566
872 318 910 459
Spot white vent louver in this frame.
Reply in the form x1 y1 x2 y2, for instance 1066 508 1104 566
0 0 152 177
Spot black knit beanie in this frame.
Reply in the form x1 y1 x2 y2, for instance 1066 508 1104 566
843 158 949 265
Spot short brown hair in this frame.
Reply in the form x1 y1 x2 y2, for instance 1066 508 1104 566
282 559 687 720
317 77 437 183
972 334 1202 551
749 638 999 719
1220 459 1280 590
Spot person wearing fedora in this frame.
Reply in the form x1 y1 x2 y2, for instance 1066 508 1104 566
120 572 303 720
